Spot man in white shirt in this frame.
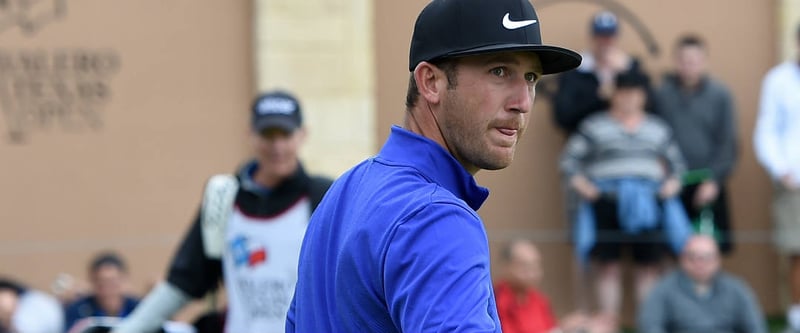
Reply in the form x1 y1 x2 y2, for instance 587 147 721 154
0 278 64 333
754 22 800 333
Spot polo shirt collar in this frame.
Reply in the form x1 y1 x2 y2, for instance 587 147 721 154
378 125 489 210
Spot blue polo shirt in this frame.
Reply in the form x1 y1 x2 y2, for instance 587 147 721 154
287 126 500 333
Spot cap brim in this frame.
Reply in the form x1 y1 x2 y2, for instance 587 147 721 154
592 29 618 37
441 44 582 75
253 116 299 133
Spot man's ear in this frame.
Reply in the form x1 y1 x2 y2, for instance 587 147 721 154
413 61 448 106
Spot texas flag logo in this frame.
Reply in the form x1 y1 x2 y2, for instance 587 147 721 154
230 235 268 268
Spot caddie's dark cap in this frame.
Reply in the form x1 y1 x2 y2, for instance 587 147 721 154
251 90 303 133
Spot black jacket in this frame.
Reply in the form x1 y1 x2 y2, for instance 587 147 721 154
553 55 655 135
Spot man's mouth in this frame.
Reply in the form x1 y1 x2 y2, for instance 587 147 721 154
496 127 518 136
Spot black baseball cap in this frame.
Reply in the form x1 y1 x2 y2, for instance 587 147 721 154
615 71 649 89
251 91 303 133
408 0 581 75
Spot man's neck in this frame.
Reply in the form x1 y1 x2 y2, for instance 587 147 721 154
610 109 644 130
98 297 123 316
693 282 712 297
405 109 479 175
509 284 530 304
678 74 703 91
253 164 296 188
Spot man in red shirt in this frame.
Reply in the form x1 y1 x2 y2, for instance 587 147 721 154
495 240 614 333
495 239 556 333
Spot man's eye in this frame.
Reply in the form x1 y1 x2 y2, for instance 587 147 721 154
525 72 539 83
490 67 507 77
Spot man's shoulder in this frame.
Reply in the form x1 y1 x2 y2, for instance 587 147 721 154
123 295 140 306
429 185 479 207
655 74 679 93
579 112 612 129
309 174 334 186
65 295 95 312
703 76 733 96
652 270 684 291
715 271 753 291
644 113 670 127
570 112 609 140
388 181 482 230
643 271 687 303
661 269 682 281
330 155 480 225
405 183 478 222
332 157 447 208
494 280 549 303
764 62 798 83
773 61 797 73
347 156 435 189
308 174 334 197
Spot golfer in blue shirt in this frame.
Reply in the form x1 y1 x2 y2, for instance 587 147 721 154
287 0 580 331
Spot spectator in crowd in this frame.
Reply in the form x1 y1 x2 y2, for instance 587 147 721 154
64 252 139 332
51 273 88 307
553 14 657 310
553 10 654 135
754 22 800 333
112 91 333 333
495 239 613 333
0 277 64 333
560 70 692 330
655 34 738 254
638 234 767 333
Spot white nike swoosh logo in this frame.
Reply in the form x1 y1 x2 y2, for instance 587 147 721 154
502 13 537 30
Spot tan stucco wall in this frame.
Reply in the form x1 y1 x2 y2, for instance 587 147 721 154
0 0 253 320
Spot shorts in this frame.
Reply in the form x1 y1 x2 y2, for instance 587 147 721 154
589 195 668 265
773 183 800 254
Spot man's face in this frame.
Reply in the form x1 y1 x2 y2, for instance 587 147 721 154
0 289 17 329
675 45 707 82
611 86 645 114
507 243 543 291
680 237 721 284
592 34 617 56
91 265 126 303
436 51 541 172
252 127 305 180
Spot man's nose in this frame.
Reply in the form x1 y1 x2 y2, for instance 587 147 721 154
508 78 534 113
